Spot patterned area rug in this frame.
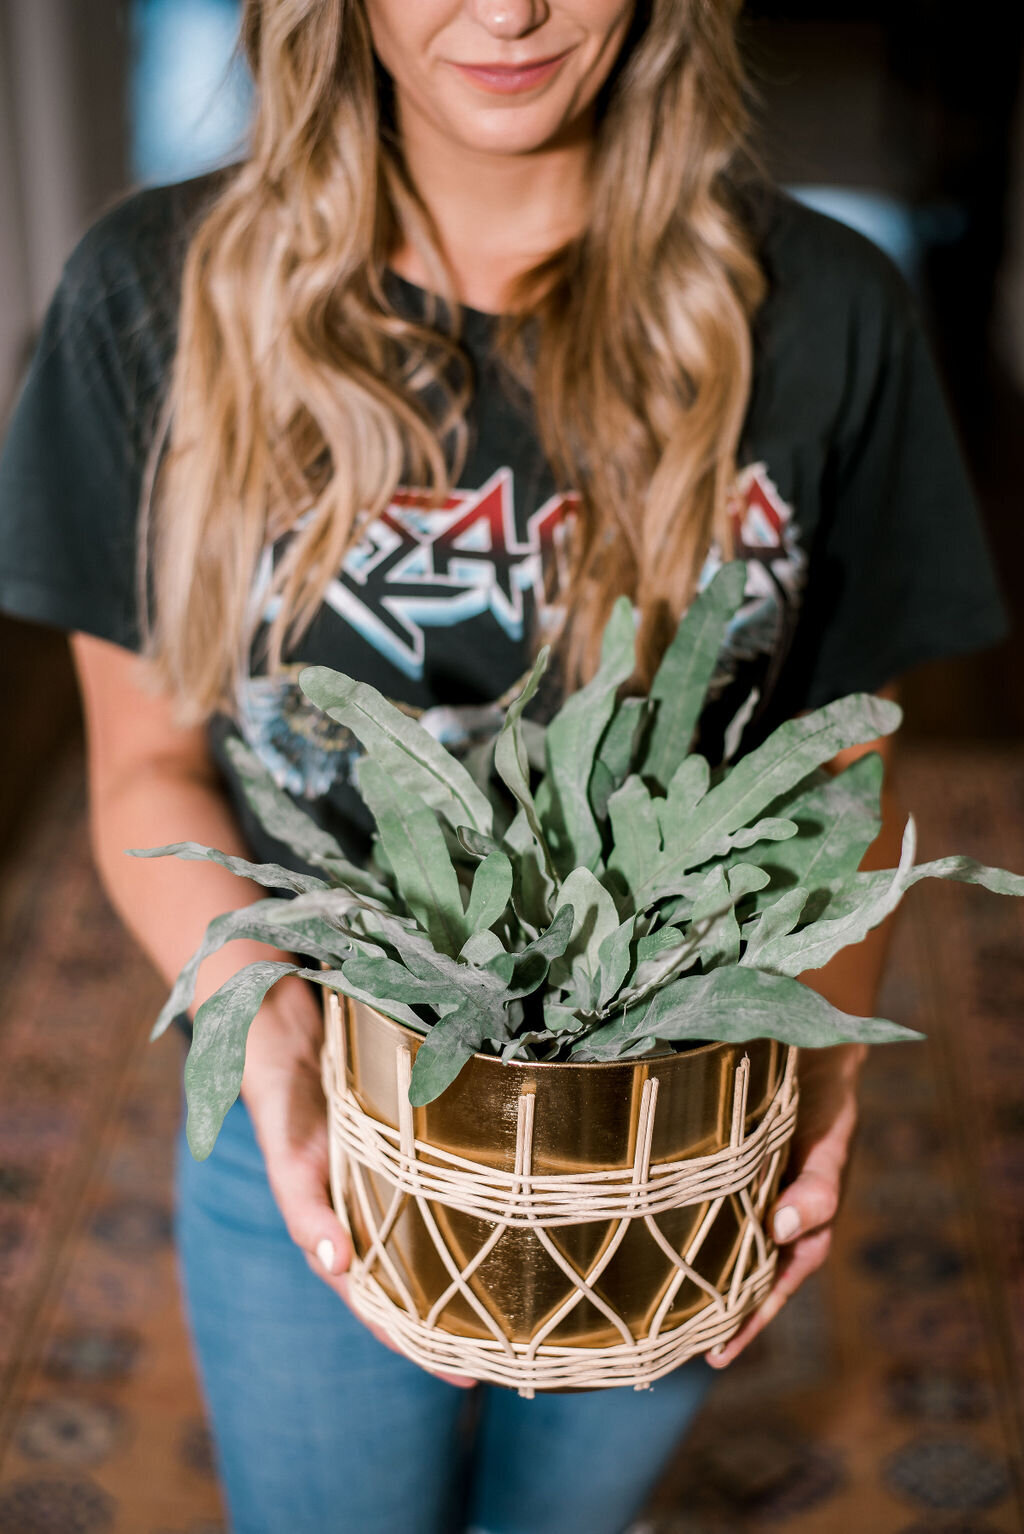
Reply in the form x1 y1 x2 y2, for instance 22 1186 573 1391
646 744 1024 1534
0 746 218 1534
0 742 1021 1534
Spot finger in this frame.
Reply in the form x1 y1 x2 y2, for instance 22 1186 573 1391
707 1228 832 1368
265 1144 353 1276
269 1141 474 1389
770 1166 841 1246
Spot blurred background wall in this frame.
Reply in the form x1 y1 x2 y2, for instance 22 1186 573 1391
0 0 129 403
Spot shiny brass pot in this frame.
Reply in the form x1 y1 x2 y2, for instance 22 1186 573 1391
322 993 796 1377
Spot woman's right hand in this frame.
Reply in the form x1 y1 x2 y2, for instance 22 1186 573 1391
239 974 474 1389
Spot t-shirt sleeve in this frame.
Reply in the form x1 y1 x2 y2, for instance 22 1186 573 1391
0 235 147 652
775 255 1010 713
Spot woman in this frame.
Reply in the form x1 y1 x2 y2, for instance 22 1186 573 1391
0 1 1008 1530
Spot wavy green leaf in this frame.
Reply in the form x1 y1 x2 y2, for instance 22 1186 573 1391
634 693 902 906
643 562 748 789
503 806 556 932
505 904 576 999
695 816 799 865
689 863 770 971
299 667 493 835
750 817 917 975
573 965 924 1061
493 647 555 881
742 886 810 967
408 996 513 1107
614 926 701 1011
223 734 386 898
590 697 649 821
817 852 1024 925
126 840 328 896
606 776 661 899
542 596 636 874
339 955 459 1006
596 914 641 1010
150 890 366 1040
661 754 711 824
547 867 622 1009
460 929 507 966
293 967 423 1032
356 758 468 956
905 856 1024 898
464 850 514 935
722 684 761 764
689 867 733 970
747 752 884 913
343 914 506 1004
185 960 300 1158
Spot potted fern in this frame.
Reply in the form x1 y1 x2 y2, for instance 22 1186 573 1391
136 561 1024 1392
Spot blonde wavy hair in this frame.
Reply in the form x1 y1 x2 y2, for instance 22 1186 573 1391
140 0 768 726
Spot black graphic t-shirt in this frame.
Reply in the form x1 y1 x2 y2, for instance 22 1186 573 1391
0 172 1010 876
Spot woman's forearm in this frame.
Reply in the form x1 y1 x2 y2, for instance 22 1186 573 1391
89 760 317 1037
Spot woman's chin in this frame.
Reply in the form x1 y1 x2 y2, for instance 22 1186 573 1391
444 105 588 160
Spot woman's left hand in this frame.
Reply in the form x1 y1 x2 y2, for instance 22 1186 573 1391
706 1040 867 1368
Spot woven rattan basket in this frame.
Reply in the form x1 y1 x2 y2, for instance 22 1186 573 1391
321 989 798 1395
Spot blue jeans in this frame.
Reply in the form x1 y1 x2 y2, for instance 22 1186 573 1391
174 1095 714 1534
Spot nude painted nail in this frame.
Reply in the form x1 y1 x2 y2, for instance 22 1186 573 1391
773 1206 800 1241
316 1237 336 1272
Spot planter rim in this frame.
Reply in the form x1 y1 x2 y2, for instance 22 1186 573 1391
332 990 750 1074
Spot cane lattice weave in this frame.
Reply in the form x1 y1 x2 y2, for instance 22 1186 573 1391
322 991 799 1395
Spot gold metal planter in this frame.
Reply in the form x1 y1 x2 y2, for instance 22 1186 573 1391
321 991 798 1395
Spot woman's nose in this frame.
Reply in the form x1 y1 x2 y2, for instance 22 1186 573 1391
466 0 550 40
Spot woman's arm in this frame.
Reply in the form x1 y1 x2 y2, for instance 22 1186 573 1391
73 637 310 1018
708 682 905 1367
71 632 472 1384
71 634 348 1244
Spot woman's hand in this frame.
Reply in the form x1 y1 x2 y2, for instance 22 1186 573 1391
239 975 475 1389
707 695 901 1368
707 1041 866 1368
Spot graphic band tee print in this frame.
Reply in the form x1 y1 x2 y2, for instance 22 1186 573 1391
0 173 1008 882
262 468 579 682
235 460 807 801
704 461 806 691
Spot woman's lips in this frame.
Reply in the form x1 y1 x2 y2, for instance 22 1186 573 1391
449 48 573 95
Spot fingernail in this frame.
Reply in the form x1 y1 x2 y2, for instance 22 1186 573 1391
773 1206 800 1242
316 1238 336 1273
